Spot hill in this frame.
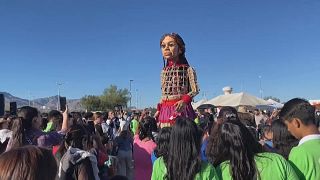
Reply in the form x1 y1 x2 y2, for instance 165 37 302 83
0 92 83 112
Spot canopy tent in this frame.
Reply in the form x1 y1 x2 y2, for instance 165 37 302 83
256 105 278 111
266 99 284 108
309 100 320 106
309 100 320 109
206 92 269 107
197 103 215 110
191 99 207 109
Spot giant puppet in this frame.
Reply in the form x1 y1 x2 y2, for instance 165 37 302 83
158 33 199 127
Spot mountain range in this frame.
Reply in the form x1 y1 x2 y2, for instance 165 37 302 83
0 92 83 112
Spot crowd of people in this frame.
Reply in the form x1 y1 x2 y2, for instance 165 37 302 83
0 33 319 180
0 98 319 180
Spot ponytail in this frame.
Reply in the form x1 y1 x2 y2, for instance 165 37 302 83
10 117 26 149
9 106 39 149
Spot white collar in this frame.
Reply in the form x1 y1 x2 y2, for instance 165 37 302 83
298 134 320 146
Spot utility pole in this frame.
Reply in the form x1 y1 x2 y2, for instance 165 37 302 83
28 91 31 106
129 80 133 108
259 76 263 98
136 89 138 109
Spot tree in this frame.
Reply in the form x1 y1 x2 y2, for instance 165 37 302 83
100 85 130 110
80 85 130 111
264 96 281 103
80 95 102 111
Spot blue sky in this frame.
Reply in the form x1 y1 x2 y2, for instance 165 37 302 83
1 0 319 108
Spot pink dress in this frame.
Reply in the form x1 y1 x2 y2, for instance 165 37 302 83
159 63 199 127
133 135 156 180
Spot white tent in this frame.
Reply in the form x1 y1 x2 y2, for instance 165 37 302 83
266 99 284 108
206 92 269 107
309 100 320 106
191 99 207 109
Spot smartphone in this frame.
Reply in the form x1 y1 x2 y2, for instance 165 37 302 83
59 96 67 112
10 102 17 115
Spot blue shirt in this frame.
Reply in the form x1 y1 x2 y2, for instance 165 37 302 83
201 139 208 162
151 150 157 165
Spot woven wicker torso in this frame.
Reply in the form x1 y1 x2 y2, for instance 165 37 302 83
161 65 189 100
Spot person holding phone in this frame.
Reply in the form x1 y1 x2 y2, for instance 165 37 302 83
6 105 69 150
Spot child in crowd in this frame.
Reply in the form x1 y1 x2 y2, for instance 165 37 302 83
0 145 57 180
44 110 63 132
206 107 298 180
259 124 275 152
271 119 298 159
152 117 218 180
151 127 171 164
133 116 157 180
279 98 320 180
114 128 133 179
198 112 215 162
130 113 139 135
7 106 68 150
55 124 100 180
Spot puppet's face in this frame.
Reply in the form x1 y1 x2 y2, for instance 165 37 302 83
161 36 180 61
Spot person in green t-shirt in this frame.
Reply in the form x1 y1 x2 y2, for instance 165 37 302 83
206 106 298 180
279 98 320 180
130 113 139 135
151 117 218 180
216 152 298 180
44 110 63 132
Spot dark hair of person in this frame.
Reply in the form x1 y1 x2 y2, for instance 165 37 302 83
48 110 63 131
0 119 8 130
271 119 298 159
237 112 258 140
154 127 171 162
91 134 107 153
0 145 57 180
84 112 94 120
217 106 239 122
94 112 103 120
238 112 256 128
0 112 10 120
218 106 259 139
3 115 15 130
71 112 83 122
10 106 39 148
160 33 189 67
40 117 49 131
279 98 315 125
138 117 155 141
206 120 263 180
55 124 90 161
149 116 158 133
261 125 272 139
119 129 131 139
165 117 202 180
199 112 215 134
109 175 128 180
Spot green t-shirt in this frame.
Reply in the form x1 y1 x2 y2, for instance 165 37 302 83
194 117 200 125
43 121 53 132
130 119 139 135
151 157 218 180
289 138 320 180
217 152 298 180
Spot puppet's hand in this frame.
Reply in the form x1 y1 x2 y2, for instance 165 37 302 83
174 100 186 112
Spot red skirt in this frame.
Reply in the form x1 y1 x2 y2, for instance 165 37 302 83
158 99 196 127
